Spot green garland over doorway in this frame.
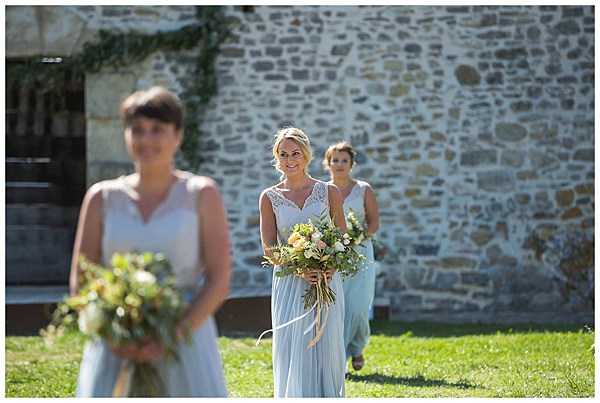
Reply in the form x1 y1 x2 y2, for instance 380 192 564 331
8 6 232 171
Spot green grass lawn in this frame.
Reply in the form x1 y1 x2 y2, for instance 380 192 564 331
5 321 594 397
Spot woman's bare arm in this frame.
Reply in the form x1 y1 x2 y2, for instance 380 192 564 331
69 183 103 296
259 190 278 258
364 184 380 237
179 177 231 333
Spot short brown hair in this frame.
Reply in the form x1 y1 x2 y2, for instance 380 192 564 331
120 86 184 130
322 141 357 170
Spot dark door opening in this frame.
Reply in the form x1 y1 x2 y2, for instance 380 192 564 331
6 60 86 285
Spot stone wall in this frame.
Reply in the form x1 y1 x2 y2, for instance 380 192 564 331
203 5 594 322
6 5 594 322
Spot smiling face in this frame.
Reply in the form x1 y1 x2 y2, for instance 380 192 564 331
327 149 353 180
276 138 309 178
124 116 181 168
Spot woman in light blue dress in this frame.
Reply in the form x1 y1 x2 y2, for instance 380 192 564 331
259 127 347 397
69 87 229 396
324 141 380 372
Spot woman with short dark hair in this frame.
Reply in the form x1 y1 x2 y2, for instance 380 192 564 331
71 86 229 397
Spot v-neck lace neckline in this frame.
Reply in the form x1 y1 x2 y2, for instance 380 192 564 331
273 181 319 211
120 174 182 225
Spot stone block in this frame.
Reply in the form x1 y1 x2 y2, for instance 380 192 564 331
575 183 593 194
500 150 525 168
455 65 481 86
460 149 497 166
461 272 490 287
332 43 352 56
555 189 574 207
416 163 439 177
413 244 440 256
470 228 494 246
529 150 560 171
6 6 41 57
477 171 515 192
252 61 275 72
86 73 136 119
41 6 88 56
561 207 583 220
390 83 410 97
573 148 594 161
555 19 581 35
87 118 130 163
434 272 459 289
440 257 477 270
495 123 527 142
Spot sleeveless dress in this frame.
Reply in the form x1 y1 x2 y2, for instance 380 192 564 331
338 180 376 360
265 181 346 397
75 172 228 397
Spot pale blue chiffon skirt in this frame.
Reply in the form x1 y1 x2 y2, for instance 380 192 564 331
271 270 346 397
75 289 227 397
342 240 375 359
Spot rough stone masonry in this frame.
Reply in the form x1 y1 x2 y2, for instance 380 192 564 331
7 5 594 322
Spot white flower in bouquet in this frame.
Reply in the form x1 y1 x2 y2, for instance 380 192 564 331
78 302 105 335
346 209 369 246
259 211 366 348
133 270 156 286
44 252 190 397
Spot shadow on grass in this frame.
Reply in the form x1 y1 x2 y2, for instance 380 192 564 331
370 320 593 338
347 372 476 389
219 320 594 339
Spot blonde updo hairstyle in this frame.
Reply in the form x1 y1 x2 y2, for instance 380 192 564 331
272 127 313 179
322 141 357 171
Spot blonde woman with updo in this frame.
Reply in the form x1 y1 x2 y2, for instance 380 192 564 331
323 141 380 372
259 127 347 397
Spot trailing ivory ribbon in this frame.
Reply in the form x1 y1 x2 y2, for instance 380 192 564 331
255 272 331 349
112 359 133 397
255 301 318 346
306 272 330 349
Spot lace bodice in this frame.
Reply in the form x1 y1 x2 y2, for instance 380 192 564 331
265 181 330 242
100 172 204 289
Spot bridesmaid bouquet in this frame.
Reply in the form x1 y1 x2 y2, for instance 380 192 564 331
42 252 190 397
346 208 370 246
261 211 365 347
263 211 364 310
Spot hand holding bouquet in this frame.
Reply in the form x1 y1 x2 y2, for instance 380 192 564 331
264 211 364 309
42 252 190 397
261 211 365 347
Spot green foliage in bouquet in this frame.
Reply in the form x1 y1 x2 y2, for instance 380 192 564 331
346 208 370 246
42 252 191 396
263 210 365 310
